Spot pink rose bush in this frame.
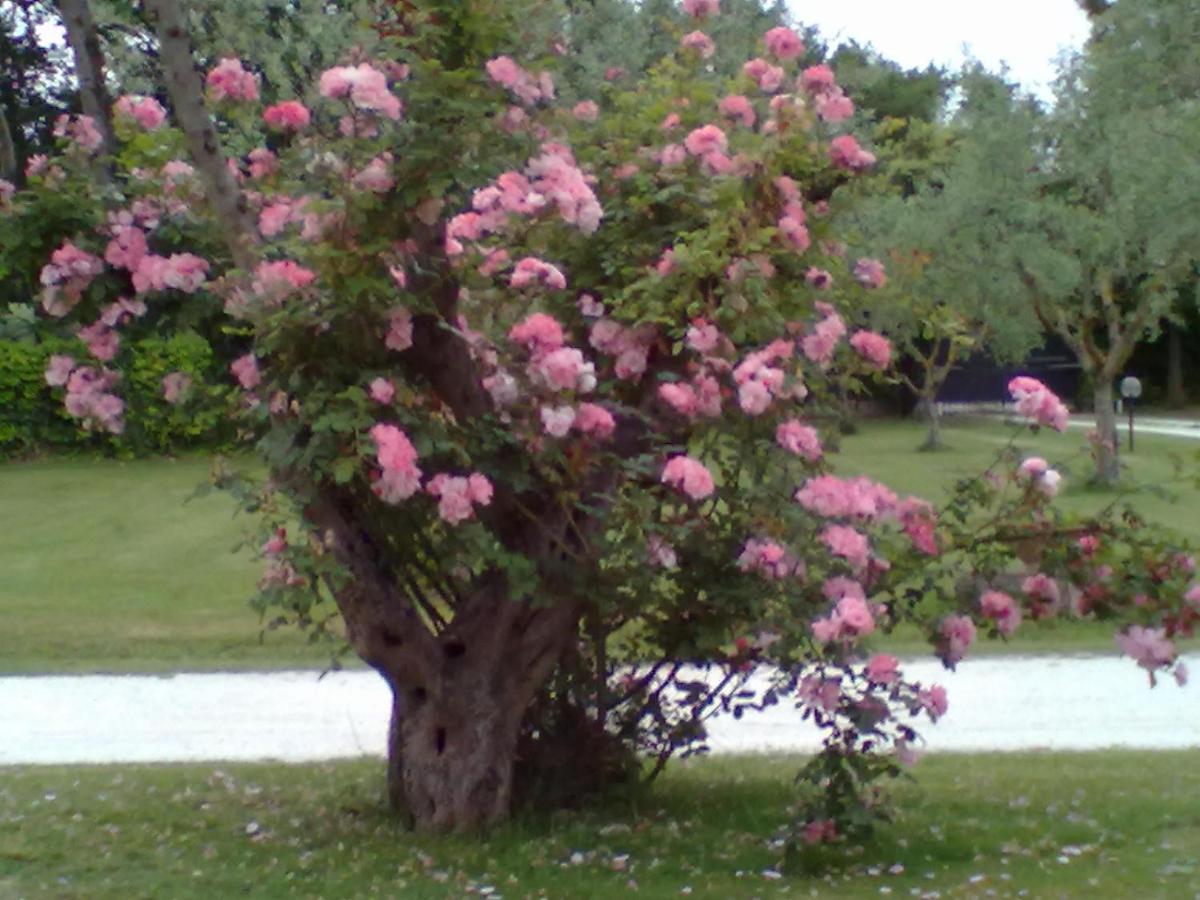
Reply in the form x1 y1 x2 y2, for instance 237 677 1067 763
23 2 1192 842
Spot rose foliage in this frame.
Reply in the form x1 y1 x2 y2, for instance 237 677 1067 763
14 0 1196 845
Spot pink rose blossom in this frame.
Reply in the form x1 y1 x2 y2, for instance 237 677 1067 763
572 100 599 122
682 0 719 17
918 685 949 720
1008 376 1070 432
796 474 897 520
805 267 833 290
980 590 1021 636
206 58 260 102
830 134 876 171
821 524 870 569
938 615 976 665
162 371 192 404
661 455 715 500
850 330 891 368
114 95 167 130
573 402 616 439
541 404 577 437
370 423 422 503
368 378 395 404
719 94 755 128
78 321 120 361
263 100 310 130
251 260 316 299
385 307 413 352
353 153 395 193
510 313 565 352
763 26 804 60
53 114 104 151
510 256 567 291
853 258 887 289
1115 626 1175 672
230 354 261 390
776 420 822 461
319 63 403 119
647 535 678 569
426 472 492 524
743 58 784 92
680 31 716 59
45 355 76 387
800 64 835 94
865 653 900 685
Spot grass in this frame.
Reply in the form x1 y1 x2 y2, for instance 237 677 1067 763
0 456 331 674
1 752 1197 898
1 418 1196 672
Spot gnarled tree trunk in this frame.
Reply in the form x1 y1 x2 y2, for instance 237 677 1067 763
56 0 117 156
919 394 942 451
1093 377 1120 485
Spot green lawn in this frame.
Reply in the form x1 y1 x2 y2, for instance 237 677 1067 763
2 752 1197 898
0 456 330 673
1 418 1196 672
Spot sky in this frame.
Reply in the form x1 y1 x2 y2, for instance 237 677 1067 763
789 0 1092 99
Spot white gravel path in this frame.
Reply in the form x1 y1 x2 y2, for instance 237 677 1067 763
2 656 1196 765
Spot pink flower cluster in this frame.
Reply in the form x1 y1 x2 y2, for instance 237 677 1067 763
370 423 423 503
131 253 210 295
426 473 493 524
719 94 755 128
77 320 119 361
162 371 192 404
589 318 657 382
853 258 887 289
263 101 310 131
1017 456 1062 497
319 63 403 119
510 257 567 291
53 114 103 152
821 524 871 569
830 135 876 171
1008 376 1069 431
776 420 823 461
510 313 565 353
743 58 784 93
1115 626 1175 672
531 346 596 393
114 95 167 130
850 330 891 368
798 64 854 122
573 100 599 122
46 358 124 433
385 307 413 352
733 338 795 415
230 354 261 390
796 474 897 520
485 56 554 106
40 242 104 317
206 58 260 102
682 0 719 17
683 124 732 173
897 497 938 555
661 455 715 500
812 593 876 644
800 304 846 365
353 153 394 193
980 590 1021 636
763 26 804 61
658 376 722 419
251 259 316 301
737 538 803 579
680 31 716 60
938 615 976 665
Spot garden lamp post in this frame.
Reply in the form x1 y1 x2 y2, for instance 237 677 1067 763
1120 376 1142 451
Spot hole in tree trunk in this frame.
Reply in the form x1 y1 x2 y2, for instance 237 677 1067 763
381 629 402 648
435 727 447 755
412 686 427 705
443 640 466 659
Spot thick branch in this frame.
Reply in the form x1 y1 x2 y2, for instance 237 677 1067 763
142 0 259 270
56 0 117 157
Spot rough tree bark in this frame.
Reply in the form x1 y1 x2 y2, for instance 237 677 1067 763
56 0 117 156
143 0 260 271
1092 376 1120 484
0 105 16 180
1167 322 1186 408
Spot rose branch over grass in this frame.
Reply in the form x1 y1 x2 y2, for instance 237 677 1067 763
2 418 1196 673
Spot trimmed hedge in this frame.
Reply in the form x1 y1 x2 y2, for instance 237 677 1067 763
0 332 227 457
